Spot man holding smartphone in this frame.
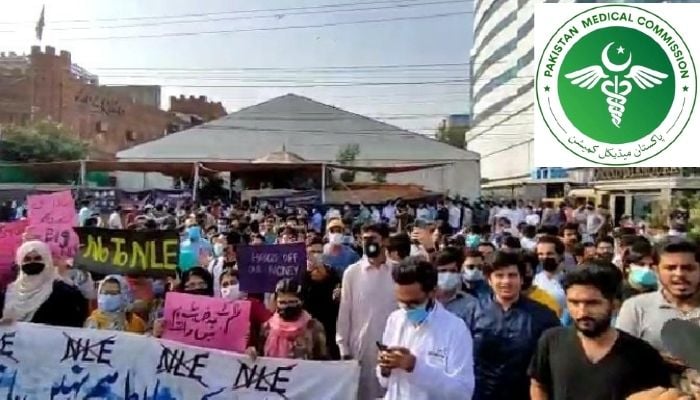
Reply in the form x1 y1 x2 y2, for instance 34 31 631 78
377 257 474 400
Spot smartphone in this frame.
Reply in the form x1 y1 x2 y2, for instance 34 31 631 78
376 341 388 352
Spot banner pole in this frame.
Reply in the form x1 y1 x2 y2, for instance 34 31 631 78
192 162 200 202
321 163 326 205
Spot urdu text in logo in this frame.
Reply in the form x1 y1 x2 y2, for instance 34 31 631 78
536 5 696 165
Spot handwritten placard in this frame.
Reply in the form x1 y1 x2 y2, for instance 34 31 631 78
0 220 28 285
0 322 360 399
162 292 251 353
27 190 78 257
236 243 307 293
73 227 180 277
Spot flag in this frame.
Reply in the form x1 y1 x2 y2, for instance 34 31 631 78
35 5 45 41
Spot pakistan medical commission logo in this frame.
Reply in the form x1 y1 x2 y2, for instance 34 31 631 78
536 5 696 165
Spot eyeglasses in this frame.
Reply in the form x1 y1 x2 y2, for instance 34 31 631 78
463 264 481 270
184 282 208 291
277 299 301 307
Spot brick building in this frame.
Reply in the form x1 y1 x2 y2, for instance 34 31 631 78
0 45 176 158
169 94 227 124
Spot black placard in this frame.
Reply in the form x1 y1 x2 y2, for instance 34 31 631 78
73 227 180 277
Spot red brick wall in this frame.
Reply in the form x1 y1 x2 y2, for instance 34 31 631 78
169 95 227 122
0 46 175 158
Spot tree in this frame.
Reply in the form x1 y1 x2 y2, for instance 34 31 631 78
336 143 360 183
436 120 467 148
0 120 88 162
371 171 387 183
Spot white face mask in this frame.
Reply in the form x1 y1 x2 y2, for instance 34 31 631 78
328 233 343 245
221 284 240 300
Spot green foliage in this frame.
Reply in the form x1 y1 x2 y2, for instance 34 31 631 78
0 120 88 162
436 122 466 148
336 144 360 183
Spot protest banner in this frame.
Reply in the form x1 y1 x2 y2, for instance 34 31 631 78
26 190 79 257
237 243 306 293
0 322 359 399
73 227 180 277
0 220 27 269
162 292 250 353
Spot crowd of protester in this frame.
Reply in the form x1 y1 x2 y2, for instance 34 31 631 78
0 195 697 399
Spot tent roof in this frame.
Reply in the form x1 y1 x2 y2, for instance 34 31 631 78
116 94 479 163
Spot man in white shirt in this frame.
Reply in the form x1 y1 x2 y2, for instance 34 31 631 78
108 206 123 229
377 257 474 400
383 201 397 225
525 204 540 227
337 223 397 400
78 200 92 227
448 200 462 233
534 235 567 312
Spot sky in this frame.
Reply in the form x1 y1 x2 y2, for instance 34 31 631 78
0 0 473 136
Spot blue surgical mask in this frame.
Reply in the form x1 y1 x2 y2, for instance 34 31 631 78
462 269 484 283
98 294 123 313
213 243 224 257
629 265 658 288
466 234 480 248
187 226 201 241
438 272 461 292
404 301 430 325
152 280 166 296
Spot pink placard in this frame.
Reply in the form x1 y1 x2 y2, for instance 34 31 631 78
27 190 78 258
162 292 251 353
0 220 29 285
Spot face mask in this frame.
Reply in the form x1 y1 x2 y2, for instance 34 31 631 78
328 233 343 245
462 269 484 283
466 234 480 248
98 294 123 313
364 242 382 258
438 272 461 292
278 305 303 321
152 280 166 296
629 265 658 288
405 301 430 325
213 243 224 257
21 262 45 276
221 284 240 300
542 257 559 272
187 226 201 241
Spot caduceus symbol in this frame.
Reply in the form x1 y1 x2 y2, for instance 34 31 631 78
564 42 668 127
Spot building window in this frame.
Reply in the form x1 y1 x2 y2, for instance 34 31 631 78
125 129 137 141
96 121 108 133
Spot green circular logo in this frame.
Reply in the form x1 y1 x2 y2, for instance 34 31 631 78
536 5 697 165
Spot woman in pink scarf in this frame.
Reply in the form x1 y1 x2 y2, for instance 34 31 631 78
247 279 327 360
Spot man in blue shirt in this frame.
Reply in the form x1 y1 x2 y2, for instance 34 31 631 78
323 218 360 275
465 251 560 400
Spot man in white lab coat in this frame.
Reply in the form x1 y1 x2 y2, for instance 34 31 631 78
377 257 475 400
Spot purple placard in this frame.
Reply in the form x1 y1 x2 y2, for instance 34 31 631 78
236 243 306 293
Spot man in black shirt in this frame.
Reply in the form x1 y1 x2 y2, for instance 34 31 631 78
529 262 670 400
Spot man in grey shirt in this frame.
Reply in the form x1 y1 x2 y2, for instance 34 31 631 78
616 239 700 359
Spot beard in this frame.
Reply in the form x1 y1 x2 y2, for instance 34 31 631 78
575 315 612 338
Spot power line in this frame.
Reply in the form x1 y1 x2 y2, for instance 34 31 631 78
46 0 471 31
2 0 466 24
481 139 533 158
103 78 470 88
56 11 471 41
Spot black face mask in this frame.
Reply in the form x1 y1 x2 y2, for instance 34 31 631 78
542 258 559 272
363 241 382 259
21 262 45 276
185 288 210 296
278 305 303 321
